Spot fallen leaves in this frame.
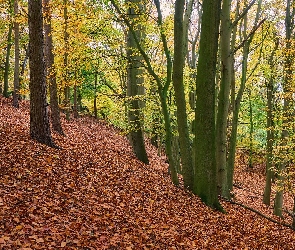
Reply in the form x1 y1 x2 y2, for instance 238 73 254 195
0 96 295 249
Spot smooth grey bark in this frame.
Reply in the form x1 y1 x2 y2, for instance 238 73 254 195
28 0 55 147
173 0 194 189
44 0 64 135
126 0 149 164
13 0 20 108
194 0 222 210
216 0 232 197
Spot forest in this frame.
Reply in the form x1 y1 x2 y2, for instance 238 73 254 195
1 0 295 248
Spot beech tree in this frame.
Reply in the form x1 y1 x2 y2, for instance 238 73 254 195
126 0 149 164
226 0 263 197
173 0 194 189
3 22 12 98
193 0 222 210
28 0 55 147
110 0 179 184
13 0 20 108
274 0 295 217
44 0 64 135
63 0 70 121
263 31 279 206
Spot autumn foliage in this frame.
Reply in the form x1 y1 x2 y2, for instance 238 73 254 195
0 96 295 249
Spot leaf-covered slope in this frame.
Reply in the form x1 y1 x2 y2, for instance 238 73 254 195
0 96 294 249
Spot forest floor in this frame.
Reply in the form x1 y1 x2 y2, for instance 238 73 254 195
0 96 295 250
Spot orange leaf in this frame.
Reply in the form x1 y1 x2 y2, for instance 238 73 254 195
61 241 67 247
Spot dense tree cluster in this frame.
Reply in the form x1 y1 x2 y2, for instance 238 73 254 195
1 0 295 226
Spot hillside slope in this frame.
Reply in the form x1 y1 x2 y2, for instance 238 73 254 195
0 96 294 249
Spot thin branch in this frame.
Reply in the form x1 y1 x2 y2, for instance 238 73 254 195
231 0 257 28
221 197 295 230
153 0 172 94
232 18 266 55
245 27 267 82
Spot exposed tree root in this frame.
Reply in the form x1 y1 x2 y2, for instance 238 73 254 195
221 196 295 231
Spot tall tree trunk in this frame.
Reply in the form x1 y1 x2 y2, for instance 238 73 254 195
216 0 232 197
263 38 278 206
28 0 55 147
63 0 70 121
44 0 64 135
248 90 254 168
110 0 178 184
194 0 222 210
94 71 98 119
3 25 12 98
173 0 194 189
13 0 20 108
73 82 78 118
227 40 250 195
227 0 262 194
160 92 179 185
126 0 149 164
274 0 294 218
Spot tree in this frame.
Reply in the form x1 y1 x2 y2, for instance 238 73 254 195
126 0 149 164
274 0 294 217
263 33 279 206
216 0 232 197
173 0 194 190
110 0 179 184
13 0 20 108
193 0 222 210
227 0 263 196
28 0 55 147
63 0 70 121
3 23 12 98
44 0 64 135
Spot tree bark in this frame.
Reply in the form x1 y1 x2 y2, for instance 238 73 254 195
63 0 70 121
28 0 55 147
194 0 222 210
44 0 64 135
126 0 149 164
13 0 20 108
94 71 98 119
3 24 12 98
73 83 78 118
216 0 232 197
173 0 194 190
227 0 262 195
263 38 278 206
274 0 294 217
110 0 178 184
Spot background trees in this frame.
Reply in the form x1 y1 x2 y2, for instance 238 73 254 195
1 0 295 218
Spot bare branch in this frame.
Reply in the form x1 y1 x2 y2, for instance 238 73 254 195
232 18 266 55
231 0 256 28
